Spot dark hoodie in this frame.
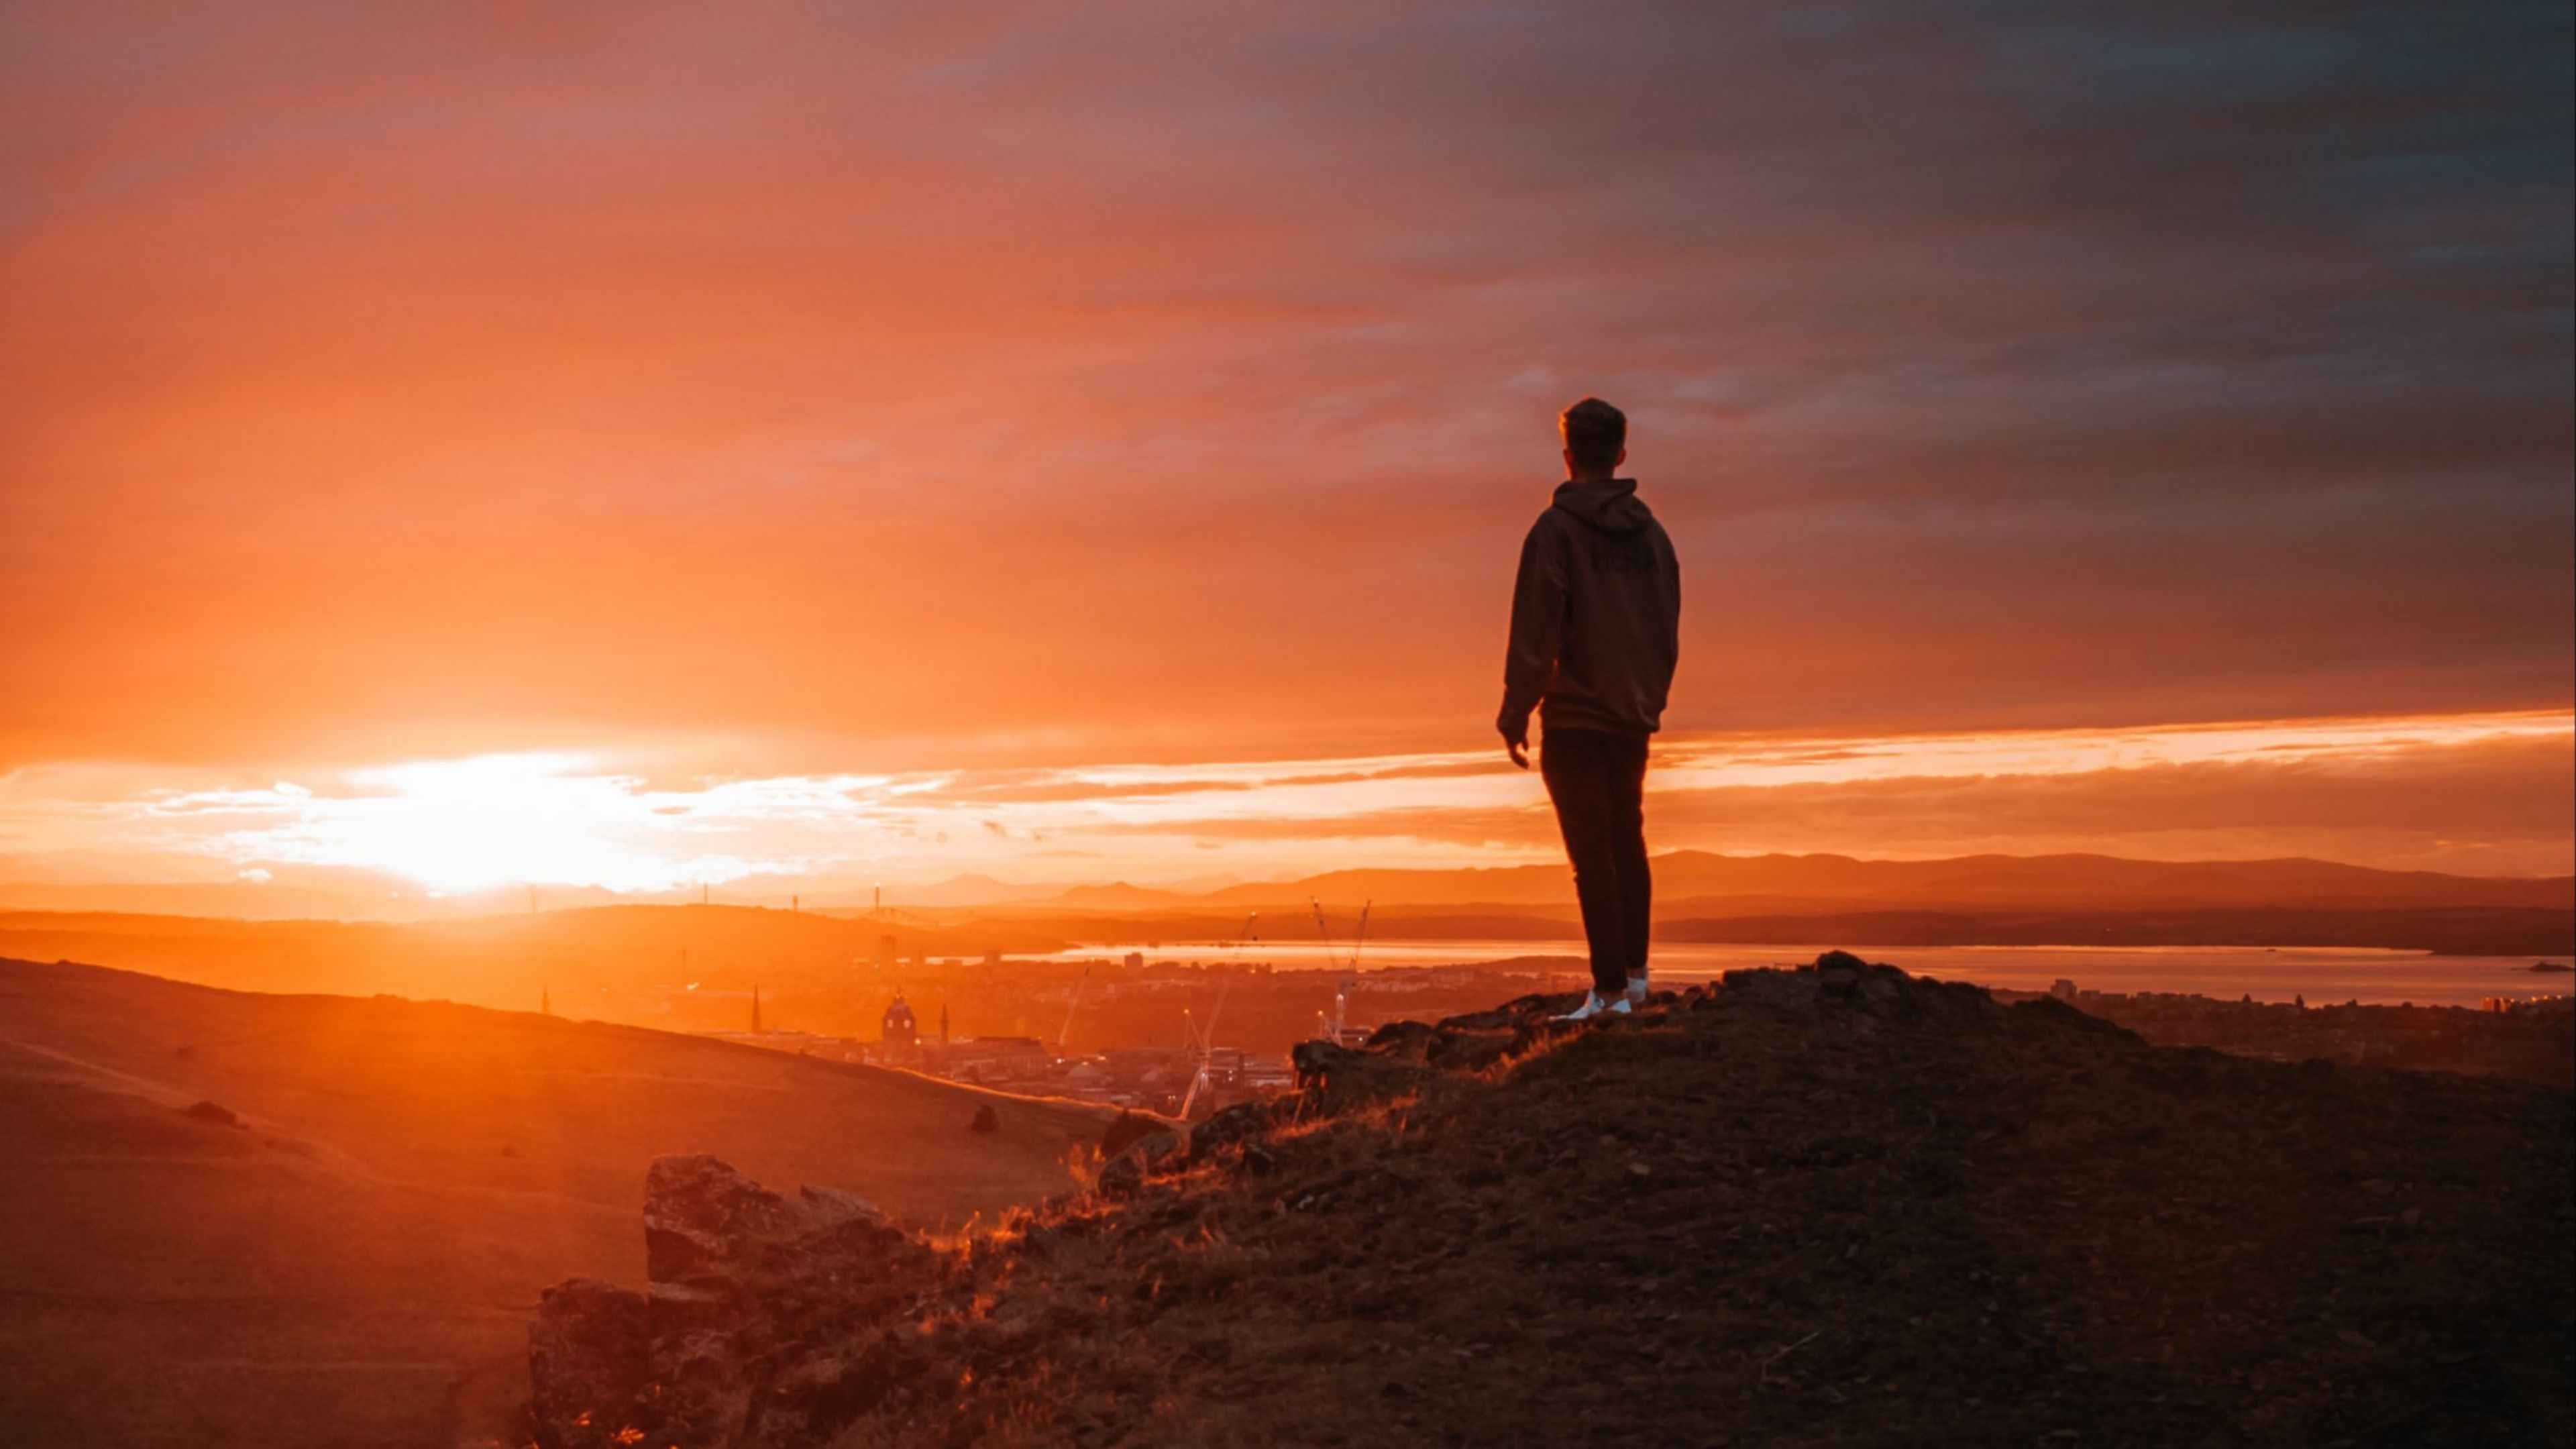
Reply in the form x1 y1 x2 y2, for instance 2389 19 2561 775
1497 478 1680 740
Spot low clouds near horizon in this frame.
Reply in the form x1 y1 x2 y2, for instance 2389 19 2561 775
4 714 2565 906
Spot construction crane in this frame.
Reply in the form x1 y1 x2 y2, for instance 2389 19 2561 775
1178 914 1258 1120
1309 899 1371 1040
1308 898 1373 970
1055 962 1093 1054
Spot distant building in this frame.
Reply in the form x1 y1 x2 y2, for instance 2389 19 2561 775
882 993 918 1046
2049 979 2078 1001
875 936 898 973
1123 951 1145 970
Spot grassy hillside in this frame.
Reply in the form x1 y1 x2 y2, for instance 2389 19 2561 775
525 958 2575 1448
0 957 1117 1449
0 904 1067 1034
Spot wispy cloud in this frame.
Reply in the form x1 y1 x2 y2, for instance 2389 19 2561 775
1 712 2563 898
1 1 2565 771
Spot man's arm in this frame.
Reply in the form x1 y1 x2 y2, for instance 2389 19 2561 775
1497 518 1566 767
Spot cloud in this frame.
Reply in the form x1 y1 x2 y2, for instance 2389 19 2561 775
0 1 2565 773
1080 722 2576 876
1 714 2565 895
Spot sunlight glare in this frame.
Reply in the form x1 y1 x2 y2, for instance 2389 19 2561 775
265 753 759 894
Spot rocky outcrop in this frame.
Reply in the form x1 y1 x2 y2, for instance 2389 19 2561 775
1185 1100 1274 1164
526 1155 928 1449
527 955 2574 1449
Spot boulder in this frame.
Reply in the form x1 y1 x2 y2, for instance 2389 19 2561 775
180 1099 239 1128
797 1183 885 1228
1293 1037 1432 1114
527 1156 922 1449
1095 1150 1146 1199
641 1155 883 1289
1815 949 1867 997
527 1279 655 1449
1187 1102 1273 1163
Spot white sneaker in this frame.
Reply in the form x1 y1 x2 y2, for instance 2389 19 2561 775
1556 992 1633 1022
1625 973 1651 1006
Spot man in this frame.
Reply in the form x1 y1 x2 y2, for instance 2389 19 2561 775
1499 397 1681 1021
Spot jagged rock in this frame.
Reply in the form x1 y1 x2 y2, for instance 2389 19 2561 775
1711 954 2005 1032
1187 1102 1273 1163
1295 1036 1440 1114
798 1183 886 1228
1363 1019 1442 1059
527 1156 924 1449
2011 996 2140 1040
647 1155 818 1283
1360 1018 1529 1073
649 1278 741 1336
641 1157 886 1287
1815 949 1868 996
1291 1038 1364 1084
527 1279 654 1449
1095 1150 1146 1199
1718 967 1822 1010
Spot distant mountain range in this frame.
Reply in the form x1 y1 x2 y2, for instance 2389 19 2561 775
957 853 2572 914
9 853 2565 938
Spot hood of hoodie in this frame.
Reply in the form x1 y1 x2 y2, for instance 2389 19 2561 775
1551 478 1655 533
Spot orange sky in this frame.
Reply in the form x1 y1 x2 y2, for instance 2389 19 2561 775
2 3 2569 903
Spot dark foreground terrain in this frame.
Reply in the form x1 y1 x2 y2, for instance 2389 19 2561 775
528 955 2574 1448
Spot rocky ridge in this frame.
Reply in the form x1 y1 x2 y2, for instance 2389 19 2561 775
527 954 2575 1448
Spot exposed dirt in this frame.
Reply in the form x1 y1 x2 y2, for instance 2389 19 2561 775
564 955 2574 1448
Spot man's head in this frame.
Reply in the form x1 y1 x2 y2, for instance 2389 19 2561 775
1559 396 1627 480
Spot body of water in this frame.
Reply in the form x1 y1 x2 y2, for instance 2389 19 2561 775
1042 939 2575 1009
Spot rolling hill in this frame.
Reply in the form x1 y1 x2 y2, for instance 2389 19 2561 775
0 957 1118 1449
0 904 1069 1032
522 959 2575 1448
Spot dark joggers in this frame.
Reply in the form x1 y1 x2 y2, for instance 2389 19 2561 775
1540 727 1650 996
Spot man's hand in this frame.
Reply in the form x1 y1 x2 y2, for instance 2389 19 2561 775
1503 729 1530 770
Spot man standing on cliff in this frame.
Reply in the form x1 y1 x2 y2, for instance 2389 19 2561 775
1499 397 1682 1021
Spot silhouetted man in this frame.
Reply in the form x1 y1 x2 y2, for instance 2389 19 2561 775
1499 397 1680 1021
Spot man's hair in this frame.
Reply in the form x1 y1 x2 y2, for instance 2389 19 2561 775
1560 396 1627 471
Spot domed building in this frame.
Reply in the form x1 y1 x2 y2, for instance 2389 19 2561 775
881 993 918 1047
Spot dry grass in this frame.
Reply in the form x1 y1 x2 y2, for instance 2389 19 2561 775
796 976 2573 1449
0 955 1118 1449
